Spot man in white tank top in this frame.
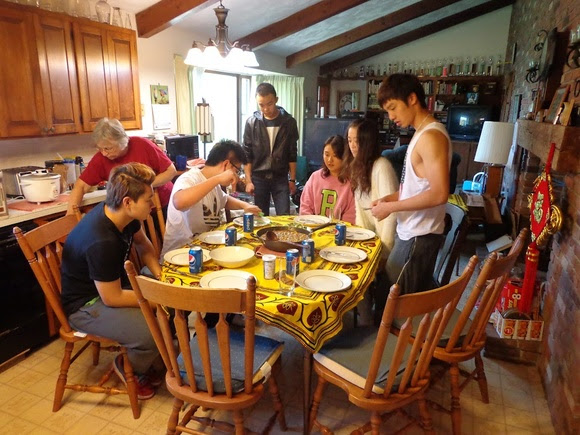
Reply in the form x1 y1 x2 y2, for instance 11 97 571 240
371 74 452 297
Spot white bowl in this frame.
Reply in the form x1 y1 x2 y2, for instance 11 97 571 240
209 246 255 268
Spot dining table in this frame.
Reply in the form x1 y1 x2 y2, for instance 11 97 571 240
161 215 383 434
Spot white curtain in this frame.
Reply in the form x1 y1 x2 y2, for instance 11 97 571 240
173 55 193 134
253 75 305 154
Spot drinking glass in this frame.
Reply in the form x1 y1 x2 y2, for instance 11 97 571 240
278 257 296 296
111 6 122 27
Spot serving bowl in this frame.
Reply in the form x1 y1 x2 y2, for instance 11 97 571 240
209 246 255 268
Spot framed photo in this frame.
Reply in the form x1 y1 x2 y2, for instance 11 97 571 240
545 85 570 123
337 90 360 114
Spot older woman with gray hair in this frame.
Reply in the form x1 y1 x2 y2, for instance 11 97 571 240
67 117 176 215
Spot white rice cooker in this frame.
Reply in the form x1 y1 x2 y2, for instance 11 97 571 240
19 170 61 203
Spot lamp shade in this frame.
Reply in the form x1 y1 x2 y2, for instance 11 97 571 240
474 121 515 165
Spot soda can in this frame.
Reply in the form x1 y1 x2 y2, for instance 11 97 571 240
286 248 300 275
189 247 203 274
335 223 346 246
262 254 276 280
301 239 315 264
243 212 254 232
225 226 237 246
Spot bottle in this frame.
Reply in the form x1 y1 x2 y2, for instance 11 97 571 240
456 57 463 76
486 56 493 75
495 55 503 75
464 56 470 75
95 0 111 23
479 56 486 75
111 7 122 27
74 156 84 179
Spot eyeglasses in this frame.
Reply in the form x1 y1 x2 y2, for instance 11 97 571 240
229 160 243 175
96 144 118 154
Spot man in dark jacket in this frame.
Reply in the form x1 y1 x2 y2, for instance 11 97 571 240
243 83 299 216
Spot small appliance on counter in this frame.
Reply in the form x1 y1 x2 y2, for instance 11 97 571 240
165 135 199 164
1 166 44 197
19 170 61 203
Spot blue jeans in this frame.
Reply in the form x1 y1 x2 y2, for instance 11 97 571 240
68 299 158 374
253 174 290 216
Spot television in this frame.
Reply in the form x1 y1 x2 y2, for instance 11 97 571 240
446 105 496 141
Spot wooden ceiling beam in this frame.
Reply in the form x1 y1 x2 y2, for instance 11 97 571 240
319 0 514 76
287 0 461 68
237 0 371 50
136 0 215 38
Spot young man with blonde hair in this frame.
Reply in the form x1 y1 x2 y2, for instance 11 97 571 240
61 163 163 400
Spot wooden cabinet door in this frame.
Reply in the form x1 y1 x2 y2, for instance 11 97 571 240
73 22 111 131
34 13 81 134
452 140 472 184
0 5 46 137
106 27 141 130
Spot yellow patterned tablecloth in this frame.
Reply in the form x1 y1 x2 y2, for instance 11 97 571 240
161 216 382 352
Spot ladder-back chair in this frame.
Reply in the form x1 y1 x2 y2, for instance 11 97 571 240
429 228 528 434
309 256 479 434
13 211 141 419
144 188 166 258
125 261 287 435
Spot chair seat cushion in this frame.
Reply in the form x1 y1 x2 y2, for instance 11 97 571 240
392 308 472 347
177 329 283 394
313 327 410 394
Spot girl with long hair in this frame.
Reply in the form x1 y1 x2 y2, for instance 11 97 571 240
299 135 355 224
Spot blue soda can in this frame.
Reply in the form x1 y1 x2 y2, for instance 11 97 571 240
335 223 346 246
286 248 300 275
243 212 254 232
301 239 315 264
189 247 203 273
225 226 237 246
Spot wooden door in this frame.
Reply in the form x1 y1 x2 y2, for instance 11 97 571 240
73 22 111 131
0 5 46 137
34 13 81 134
106 27 141 129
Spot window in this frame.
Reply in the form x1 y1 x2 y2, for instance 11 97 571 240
198 71 252 155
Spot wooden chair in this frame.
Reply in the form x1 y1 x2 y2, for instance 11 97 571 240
428 228 529 434
125 261 287 435
13 211 141 419
144 188 166 257
433 203 470 287
308 256 479 434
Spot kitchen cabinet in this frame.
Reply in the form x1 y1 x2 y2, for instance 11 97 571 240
74 22 141 131
0 1 140 139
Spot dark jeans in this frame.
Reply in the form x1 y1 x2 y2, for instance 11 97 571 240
386 233 444 296
253 174 290 216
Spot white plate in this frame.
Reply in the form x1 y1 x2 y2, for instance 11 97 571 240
232 216 271 228
199 270 256 290
319 246 367 264
294 215 330 226
197 230 243 245
295 270 352 293
163 248 210 266
345 227 376 241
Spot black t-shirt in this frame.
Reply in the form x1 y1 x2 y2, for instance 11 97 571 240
60 202 141 316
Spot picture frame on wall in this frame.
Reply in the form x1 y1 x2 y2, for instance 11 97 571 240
545 85 570 124
337 91 361 116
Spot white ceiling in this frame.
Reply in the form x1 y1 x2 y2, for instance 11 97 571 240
110 0 511 68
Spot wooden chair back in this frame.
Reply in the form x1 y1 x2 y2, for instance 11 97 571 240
443 228 529 353
143 188 165 257
13 210 81 333
124 261 259 399
365 256 478 399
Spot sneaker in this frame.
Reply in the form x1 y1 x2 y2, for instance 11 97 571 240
112 355 155 400
145 366 164 388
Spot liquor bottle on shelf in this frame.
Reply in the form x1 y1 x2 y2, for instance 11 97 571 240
479 56 486 75
495 55 503 75
456 57 463 76
464 56 471 75
442 58 448 77
471 57 478 75
486 56 493 75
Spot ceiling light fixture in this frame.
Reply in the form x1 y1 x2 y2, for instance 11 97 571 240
184 1 259 68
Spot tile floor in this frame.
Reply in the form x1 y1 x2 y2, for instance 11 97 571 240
0 317 556 435
0 232 557 434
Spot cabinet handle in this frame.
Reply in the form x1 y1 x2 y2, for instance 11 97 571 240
49 126 55 133
42 127 49 133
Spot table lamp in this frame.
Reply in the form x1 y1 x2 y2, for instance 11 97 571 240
195 100 213 159
474 121 515 197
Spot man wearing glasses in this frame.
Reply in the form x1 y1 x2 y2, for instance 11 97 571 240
161 139 261 257
66 117 176 215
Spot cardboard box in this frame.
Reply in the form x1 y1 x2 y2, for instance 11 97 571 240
492 309 544 341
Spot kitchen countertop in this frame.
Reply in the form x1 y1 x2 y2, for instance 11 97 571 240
0 190 106 229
